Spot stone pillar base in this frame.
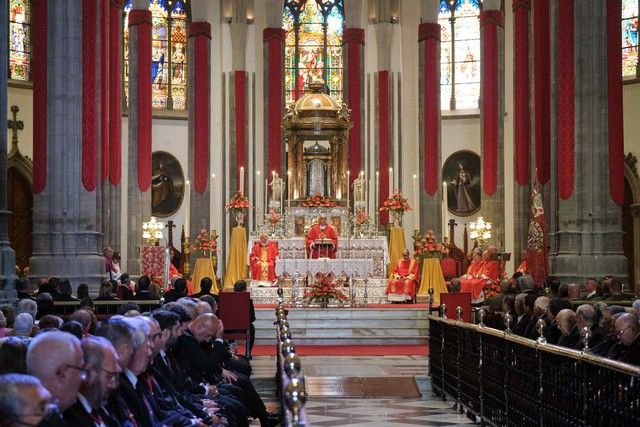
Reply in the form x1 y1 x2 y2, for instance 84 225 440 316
30 254 105 290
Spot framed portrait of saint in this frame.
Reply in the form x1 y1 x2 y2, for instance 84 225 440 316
151 151 185 217
442 150 481 217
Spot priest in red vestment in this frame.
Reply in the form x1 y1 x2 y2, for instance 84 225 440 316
460 247 501 301
306 214 338 259
515 250 528 274
168 262 193 294
386 249 420 302
250 232 280 281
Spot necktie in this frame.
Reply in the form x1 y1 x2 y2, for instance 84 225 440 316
90 409 105 427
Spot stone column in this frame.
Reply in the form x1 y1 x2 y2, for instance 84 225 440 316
418 0 442 236
30 0 104 287
187 19 212 240
549 0 627 283
479 0 505 247
126 0 152 274
0 0 16 298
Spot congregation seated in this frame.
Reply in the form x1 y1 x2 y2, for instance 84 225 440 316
574 304 605 349
192 277 217 299
583 277 601 300
56 280 78 302
93 280 119 301
133 275 153 300
76 283 90 301
526 296 549 340
385 249 419 303
16 277 33 301
115 273 135 300
164 277 189 303
611 313 640 365
555 309 581 349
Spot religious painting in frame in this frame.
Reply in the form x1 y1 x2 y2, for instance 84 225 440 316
294 216 306 236
442 150 481 217
151 151 185 218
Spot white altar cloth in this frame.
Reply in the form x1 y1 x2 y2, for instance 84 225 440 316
275 258 374 277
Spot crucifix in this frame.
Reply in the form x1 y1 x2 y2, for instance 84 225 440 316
7 105 23 151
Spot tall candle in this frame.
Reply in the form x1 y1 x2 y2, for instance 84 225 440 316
256 171 261 225
388 167 393 196
264 178 268 218
185 180 191 238
346 170 350 210
443 181 448 240
413 174 419 231
375 170 379 228
287 170 292 210
239 167 245 194
210 174 215 227
271 171 276 202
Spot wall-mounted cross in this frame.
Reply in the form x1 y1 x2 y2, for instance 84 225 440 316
7 105 23 150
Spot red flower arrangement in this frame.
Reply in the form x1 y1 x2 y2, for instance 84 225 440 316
268 208 281 225
302 193 336 207
304 272 348 306
192 228 218 257
379 189 412 214
225 191 253 213
354 208 370 226
414 229 448 260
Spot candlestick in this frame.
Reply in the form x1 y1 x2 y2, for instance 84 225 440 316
210 174 215 228
256 171 261 226
442 181 448 240
185 180 191 238
375 170 379 230
264 178 268 221
271 170 276 202
239 167 245 195
413 174 419 231
388 167 393 196
346 170 350 211
287 170 292 210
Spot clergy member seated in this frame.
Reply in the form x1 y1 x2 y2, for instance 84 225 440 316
460 246 501 302
386 249 420 303
249 232 280 282
306 214 338 259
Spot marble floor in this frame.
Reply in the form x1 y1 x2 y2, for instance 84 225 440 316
250 355 475 426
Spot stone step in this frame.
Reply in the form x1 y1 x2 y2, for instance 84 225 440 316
256 308 428 319
254 318 429 329
254 335 429 346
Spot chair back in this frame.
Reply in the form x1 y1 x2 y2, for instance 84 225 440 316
440 257 458 280
440 292 472 323
218 291 251 340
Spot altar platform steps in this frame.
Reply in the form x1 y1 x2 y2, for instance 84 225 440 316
253 306 429 346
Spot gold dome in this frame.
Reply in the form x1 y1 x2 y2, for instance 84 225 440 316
292 92 341 113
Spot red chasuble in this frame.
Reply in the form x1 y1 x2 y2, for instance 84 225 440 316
249 242 279 281
306 223 338 259
386 258 420 301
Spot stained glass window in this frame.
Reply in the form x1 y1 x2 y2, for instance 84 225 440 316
622 0 639 79
124 0 189 111
438 0 481 110
8 0 31 81
283 0 344 105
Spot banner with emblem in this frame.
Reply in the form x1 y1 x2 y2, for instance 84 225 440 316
526 180 549 287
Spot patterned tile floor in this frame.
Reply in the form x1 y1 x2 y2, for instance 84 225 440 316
249 355 474 426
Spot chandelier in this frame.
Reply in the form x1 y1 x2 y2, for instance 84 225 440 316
142 217 164 244
469 216 492 245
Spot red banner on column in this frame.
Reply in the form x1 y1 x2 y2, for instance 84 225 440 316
32 0 47 194
557 0 574 200
264 28 286 177
129 10 152 192
534 0 550 185
100 0 110 183
419 23 440 197
82 0 99 192
480 11 503 196
109 0 125 185
378 71 390 225
607 0 624 205
513 0 531 186
344 28 364 186
235 70 247 191
189 22 211 194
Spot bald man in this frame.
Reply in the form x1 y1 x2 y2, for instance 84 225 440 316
613 313 640 365
63 337 121 427
556 309 580 349
386 249 419 303
306 214 338 259
250 232 280 281
575 304 605 349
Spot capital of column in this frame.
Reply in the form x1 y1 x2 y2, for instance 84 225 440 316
188 22 211 39
128 9 152 26
418 22 440 42
110 0 126 8
263 27 286 42
344 28 365 45
480 10 505 28
512 0 531 11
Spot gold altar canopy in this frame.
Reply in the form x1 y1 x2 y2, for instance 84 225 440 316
283 87 351 201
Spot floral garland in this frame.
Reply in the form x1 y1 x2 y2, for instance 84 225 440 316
304 273 348 306
302 193 336 207
379 189 411 214
225 191 253 216
414 229 448 260
354 208 370 226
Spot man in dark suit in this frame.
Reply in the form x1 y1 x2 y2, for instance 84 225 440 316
544 299 572 345
583 277 601 300
63 337 120 427
613 313 640 365
0 373 55 427
176 313 279 427
133 275 153 300
604 277 627 302
192 277 217 299
164 278 189 303
556 309 581 349
592 305 627 356
574 304 605 350
512 294 531 336
15 277 34 300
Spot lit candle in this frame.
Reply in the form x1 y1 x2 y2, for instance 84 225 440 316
413 174 419 231
271 171 276 202
185 180 191 238
210 174 215 227
264 178 268 219
346 170 350 210
239 167 245 195
287 170 292 210
256 171 261 225
375 170 379 228
388 167 393 196
442 181 448 240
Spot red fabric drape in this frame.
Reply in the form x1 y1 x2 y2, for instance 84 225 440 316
109 0 124 185
189 22 211 194
82 0 98 192
32 0 47 195
344 28 364 186
513 0 530 186
264 28 286 177
480 11 503 196
607 0 624 205
235 70 247 192
534 0 550 185
129 10 152 192
378 71 390 225
419 23 440 197
557 0 574 200
100 0 110 183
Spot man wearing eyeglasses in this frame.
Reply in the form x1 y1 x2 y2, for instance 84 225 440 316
613 313 640 365
63 336 121 427
26 331 86 426
0 373 54 427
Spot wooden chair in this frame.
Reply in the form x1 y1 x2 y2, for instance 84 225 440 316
218 291 251 356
